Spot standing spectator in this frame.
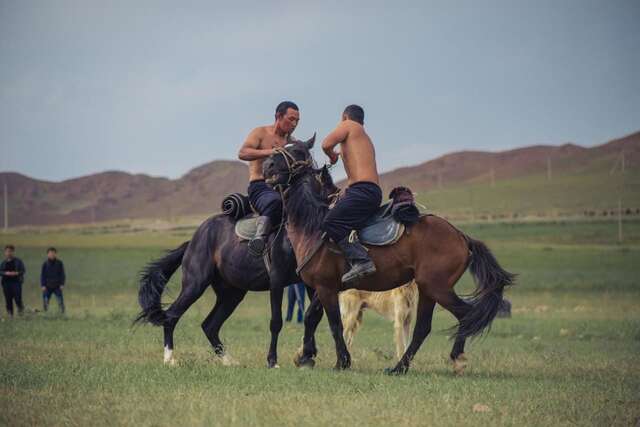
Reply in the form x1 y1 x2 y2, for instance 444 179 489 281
1 244 26 317
40 247 66 313
285 282 305 324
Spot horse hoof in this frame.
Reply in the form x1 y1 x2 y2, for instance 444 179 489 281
452 353 468 375
163 347 176 366
384 365 408 376
267 360 280 369
294 354 315 369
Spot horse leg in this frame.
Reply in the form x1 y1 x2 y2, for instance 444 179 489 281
267 287 284 368
201 286 247 366
294 292 323 368
385 290 436 375
162 275 210 366
430 289 473 374
317 288 351 370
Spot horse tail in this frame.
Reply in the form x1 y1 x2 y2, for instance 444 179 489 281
456 237 516 341
134 241 189 326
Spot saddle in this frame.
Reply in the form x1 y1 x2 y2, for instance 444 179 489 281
235 203 404 246
230 186 419 247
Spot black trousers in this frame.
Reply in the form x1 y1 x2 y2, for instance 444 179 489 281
322 182 382 242
248 180 283 224
2 282 24 315
43 287 65 312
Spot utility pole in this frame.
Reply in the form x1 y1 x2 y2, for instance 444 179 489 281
3 181 7 231
621 151 625 174
547 156 552 182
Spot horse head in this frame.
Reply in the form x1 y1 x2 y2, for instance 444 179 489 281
263 134 316 188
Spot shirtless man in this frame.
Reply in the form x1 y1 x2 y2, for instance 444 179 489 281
321 105 382 283
238 101 300 255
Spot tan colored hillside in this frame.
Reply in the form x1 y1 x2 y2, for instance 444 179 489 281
1 131 638 226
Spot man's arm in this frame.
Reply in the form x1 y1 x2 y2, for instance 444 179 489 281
16 259 25 282
321 123 349 164
238 128 273 161
41 262 46 287
60 261 66 287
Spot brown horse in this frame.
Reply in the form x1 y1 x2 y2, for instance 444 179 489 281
263 138 515 375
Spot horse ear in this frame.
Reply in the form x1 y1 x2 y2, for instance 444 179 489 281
305 133 316 150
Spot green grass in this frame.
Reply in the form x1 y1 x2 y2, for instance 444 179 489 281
418 165 640 220
1 220 639 426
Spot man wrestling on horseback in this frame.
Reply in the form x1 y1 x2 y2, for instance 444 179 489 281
322 105 382 283
238 101 300 255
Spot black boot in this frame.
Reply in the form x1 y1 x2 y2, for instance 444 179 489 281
337 236 376 284
249 216 272 256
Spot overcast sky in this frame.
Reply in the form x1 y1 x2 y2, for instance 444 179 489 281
1 0 639 182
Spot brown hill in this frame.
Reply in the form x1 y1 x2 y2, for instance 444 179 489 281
0 161 247 226
1 131 637 226
376 131 639 193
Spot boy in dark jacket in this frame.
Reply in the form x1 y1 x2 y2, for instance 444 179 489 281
1 244 26 316
40 247 66 313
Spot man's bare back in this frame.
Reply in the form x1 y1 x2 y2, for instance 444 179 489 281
322 120 379 187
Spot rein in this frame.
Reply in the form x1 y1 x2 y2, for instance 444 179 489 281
267 147 336 276
295 232 327 276
270 147 314 190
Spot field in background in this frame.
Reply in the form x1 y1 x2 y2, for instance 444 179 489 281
1 219 639 426
415 167 639 221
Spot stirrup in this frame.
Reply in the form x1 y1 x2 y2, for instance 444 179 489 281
341 261 377 284
248 237 267 256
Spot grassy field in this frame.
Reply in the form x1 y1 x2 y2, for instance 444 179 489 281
1 219 639 426
415 165 640 220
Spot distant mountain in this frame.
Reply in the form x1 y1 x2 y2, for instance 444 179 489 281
1 131 638 226
0 160 247 226
376 131 639 194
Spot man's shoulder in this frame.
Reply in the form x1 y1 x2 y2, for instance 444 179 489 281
342 120 366 137
252 125 273 136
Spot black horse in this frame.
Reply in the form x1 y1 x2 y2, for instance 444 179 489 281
135 137 334 368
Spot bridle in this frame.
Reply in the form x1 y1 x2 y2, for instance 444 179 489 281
265 147 342 276
267 147 315 192
261 147 320 268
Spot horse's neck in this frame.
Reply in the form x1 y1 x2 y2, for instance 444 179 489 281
283 174 328 262
285 223 319 264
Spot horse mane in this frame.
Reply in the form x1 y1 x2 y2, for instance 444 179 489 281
286 169 330 237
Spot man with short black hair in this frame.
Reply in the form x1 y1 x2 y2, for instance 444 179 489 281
238 101 301 255
321 104 382 283
1 244 26 316
343 104 365 125
40 247 66 313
